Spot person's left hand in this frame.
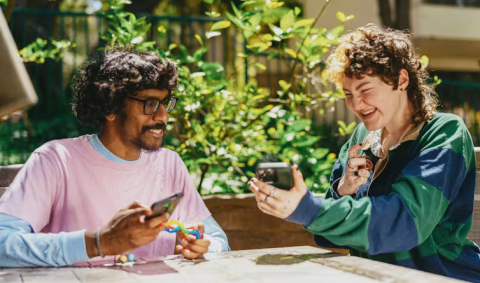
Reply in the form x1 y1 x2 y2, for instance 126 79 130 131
247 164 307 219
174 222 210 259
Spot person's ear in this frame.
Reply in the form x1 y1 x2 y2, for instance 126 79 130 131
105 113 116 122
398 69 409 92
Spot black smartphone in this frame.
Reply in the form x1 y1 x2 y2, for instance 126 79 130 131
144 192 184 221
255 162 294 190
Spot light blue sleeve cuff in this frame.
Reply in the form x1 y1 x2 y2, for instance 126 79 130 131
63 230 91 264
203 216 230 252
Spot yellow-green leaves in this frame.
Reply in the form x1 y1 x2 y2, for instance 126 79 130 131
211 21 231 31
19 38 74 63
338 121 357 136
421 55 429 69
336 12 346 23
280 10 295 31
293 18 315 29
336 11 354 23
195 34 204 46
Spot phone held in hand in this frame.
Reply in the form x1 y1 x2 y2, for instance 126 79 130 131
255 162 294 190
145 192 184 220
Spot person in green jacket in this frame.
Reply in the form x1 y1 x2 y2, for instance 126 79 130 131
248 23 480 281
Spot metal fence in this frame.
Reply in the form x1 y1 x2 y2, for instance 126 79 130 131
2 9 480 165
437 80 480 141
1 9 246 165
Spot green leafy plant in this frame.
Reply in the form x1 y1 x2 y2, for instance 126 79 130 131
100 0 156 51
19 38 74 63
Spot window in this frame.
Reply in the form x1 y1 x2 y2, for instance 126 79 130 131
425 0 480 7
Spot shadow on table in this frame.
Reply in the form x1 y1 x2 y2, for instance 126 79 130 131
254 252 344 266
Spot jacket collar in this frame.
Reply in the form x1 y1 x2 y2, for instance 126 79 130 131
360 121 425 158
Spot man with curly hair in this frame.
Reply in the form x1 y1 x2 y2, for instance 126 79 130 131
248 24 480 281
0 47 229 267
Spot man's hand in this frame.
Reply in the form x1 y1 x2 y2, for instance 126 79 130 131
85 202 170 258
174 222 210 259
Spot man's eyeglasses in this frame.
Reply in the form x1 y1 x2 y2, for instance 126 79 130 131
127 96 178 115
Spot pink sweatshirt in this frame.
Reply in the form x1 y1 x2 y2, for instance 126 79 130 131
0 135 211 259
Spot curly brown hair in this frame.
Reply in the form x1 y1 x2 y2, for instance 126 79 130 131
72 47 178 128
326 23 438 124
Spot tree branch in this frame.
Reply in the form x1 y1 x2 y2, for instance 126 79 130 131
395 0 410 31
197 164 210 192
4 0 17 22
290 0 331 93
377 0 393 27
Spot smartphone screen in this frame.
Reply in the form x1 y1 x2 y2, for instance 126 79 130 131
145 192 184 220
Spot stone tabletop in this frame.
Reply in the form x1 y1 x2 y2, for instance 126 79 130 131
0 246 466 283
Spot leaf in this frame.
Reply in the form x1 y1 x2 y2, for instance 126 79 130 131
330 25 345 37
345 122 357 133
337 120 347 129
279 80 291 90
280 10 295 31
312 148 329 160
193 47 208 60
285 48 297 58
135 41 156 50
269 24 283 36
226 12 244 28
288 119 312 133
232 2 242 19
246 42 270 52
336 11 346 23
191 72 206 78
254 62 266 70
205 11 221 18
247 158 257 167
293 18 315 29
295 135 320 147
294 7 301 16
211 21 231 31
203 0 214 3
206 31 221 39
421 55 429 69
195 34 204 46
248 14 262 31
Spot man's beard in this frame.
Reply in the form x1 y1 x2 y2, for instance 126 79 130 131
120 113 166 152
132 123 166 152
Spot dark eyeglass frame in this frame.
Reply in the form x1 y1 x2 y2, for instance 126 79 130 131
127 96 178 114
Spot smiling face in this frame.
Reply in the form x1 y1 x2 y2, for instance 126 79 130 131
119 89 169 151
342 74 407 132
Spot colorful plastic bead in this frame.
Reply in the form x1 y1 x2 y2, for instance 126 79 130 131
127 253 135 262
163 220 202 239
119 255 127 263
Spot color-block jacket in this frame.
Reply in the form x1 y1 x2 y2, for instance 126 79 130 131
287 113 480 281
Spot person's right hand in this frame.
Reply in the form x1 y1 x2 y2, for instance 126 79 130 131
337 144 371 197
85 202 170 257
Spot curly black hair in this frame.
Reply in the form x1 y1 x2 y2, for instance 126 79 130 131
326 24 438 125
72 47 178 128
